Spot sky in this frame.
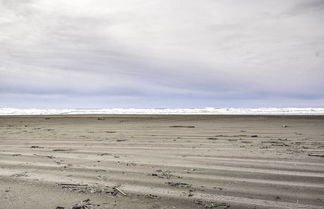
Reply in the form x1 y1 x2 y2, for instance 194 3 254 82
0 0 324 108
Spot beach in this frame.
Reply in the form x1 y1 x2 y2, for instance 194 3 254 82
0 115 323 209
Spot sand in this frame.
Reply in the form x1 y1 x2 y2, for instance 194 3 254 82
0 115 323 209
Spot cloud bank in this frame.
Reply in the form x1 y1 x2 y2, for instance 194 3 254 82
0 0 324 107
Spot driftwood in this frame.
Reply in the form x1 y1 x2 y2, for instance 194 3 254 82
308 153 324 157
113 186 127 196
58 183 88 187
170 125 195 128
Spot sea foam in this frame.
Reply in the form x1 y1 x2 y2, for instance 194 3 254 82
0 108 324 115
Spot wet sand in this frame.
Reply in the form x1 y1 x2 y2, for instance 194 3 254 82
0 115 323 209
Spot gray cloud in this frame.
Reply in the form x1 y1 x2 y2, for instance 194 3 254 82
0 0 324 107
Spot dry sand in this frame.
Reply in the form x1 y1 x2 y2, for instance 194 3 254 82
0 115 323 209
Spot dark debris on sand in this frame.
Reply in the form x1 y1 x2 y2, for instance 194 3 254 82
30 145 44 149
144 194 159 199
151 169 182 179
166 182 192 188
55 198 95 209
194 199 230 209
71 199 94 209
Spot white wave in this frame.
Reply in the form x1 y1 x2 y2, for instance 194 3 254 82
0 108 324 115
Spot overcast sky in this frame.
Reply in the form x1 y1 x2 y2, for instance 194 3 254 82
0 0 323 108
